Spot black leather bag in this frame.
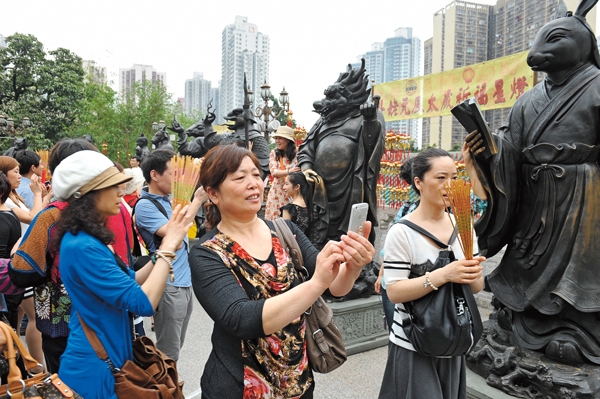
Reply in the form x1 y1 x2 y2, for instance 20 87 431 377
272 218 347 373
397 219 483 357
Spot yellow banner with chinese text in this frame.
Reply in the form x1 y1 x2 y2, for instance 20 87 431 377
373 51 534 121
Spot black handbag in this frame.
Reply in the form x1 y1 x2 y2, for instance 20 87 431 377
272 218 347 373
396 219 483 357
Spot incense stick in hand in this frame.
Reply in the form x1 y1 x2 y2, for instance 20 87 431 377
171 155 202 209
441 180 474 260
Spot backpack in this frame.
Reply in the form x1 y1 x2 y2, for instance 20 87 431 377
130 197 168 270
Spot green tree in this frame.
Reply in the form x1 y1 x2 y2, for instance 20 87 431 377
0 33 84 151
270 95 296 128
68 79 175 164
450 143 462 152
170 101 204 131
409 139 421 153
67 80 122 159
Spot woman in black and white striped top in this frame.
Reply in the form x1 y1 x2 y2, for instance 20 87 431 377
378 148 485 399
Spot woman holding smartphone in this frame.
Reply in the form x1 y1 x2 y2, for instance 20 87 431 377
190 144 375 398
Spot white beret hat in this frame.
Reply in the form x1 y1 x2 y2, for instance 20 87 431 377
52 151 133 201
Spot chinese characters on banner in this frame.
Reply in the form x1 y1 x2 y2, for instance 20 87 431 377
373 51 535 121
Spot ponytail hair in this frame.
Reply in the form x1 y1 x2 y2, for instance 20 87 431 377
203 201 221 230
401 148 452 195
287 172 313 222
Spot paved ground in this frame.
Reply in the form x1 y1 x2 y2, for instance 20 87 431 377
141 231 507 398
142 298 388 398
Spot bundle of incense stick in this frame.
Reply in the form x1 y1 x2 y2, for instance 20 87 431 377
441 179 474 260
171 155 202 209
37 150 50 183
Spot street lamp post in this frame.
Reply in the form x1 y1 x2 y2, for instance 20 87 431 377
249 81 290 142
151 120 166 135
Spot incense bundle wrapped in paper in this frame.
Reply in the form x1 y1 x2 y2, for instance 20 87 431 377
37 150 50 183
171 155 202 209
442 179 474 260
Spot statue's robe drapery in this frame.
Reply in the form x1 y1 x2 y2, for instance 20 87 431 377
475 64 600 364
297 110 385 247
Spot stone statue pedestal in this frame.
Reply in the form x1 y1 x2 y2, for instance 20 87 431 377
466 315 600 399
329 296 388 355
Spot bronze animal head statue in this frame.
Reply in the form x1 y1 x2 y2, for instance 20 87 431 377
313 58 370 122
527 0 600 76
224 108 246 131
151 126 170 146
14 138 27 150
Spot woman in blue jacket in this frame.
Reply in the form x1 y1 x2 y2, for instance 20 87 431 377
52 150 192 399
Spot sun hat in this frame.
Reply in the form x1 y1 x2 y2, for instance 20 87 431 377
52 150 133 201
272 126 295 142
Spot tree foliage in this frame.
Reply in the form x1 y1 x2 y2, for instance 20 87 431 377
270 95 296 128
68 80 176 164
1 33 198 163
0 33 85 151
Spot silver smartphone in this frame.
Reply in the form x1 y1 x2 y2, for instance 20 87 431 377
347 203 369 235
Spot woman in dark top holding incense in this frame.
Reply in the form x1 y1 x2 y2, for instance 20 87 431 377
190 144 375 399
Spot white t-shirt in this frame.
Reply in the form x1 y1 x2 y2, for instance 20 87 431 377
383 215 479 352
5 196 30 235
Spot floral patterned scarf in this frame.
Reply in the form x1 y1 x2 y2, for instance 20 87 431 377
202 229 312 399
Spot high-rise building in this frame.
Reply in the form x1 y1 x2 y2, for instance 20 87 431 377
422 38 434 146
184 72 212 117
383 28 422 138
118 64 166 102
355 28 422 140
82 60 107 84
423 0 592 150
221 16 270 118
425 1 493 150
0 34 6 48
364 43 385 84
211 87 222 125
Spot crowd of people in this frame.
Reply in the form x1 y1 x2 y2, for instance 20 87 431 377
0 132 486 399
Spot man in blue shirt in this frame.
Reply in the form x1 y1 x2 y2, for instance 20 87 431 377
15 150 44 209
135 149 206 361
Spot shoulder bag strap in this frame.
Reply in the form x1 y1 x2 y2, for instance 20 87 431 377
77 313 120 373
272 218 304 273
120 208 134 267
132 197 169 255
396 219 457 248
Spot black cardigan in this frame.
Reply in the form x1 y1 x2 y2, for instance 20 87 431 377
189 219 318 399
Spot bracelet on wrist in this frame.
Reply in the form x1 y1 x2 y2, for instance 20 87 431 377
154 252 175 282
155 250 176 259
423 272 438 290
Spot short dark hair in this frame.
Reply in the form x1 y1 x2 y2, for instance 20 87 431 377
131 155 141 163
14 150 41 175
0 172 12 203
140 149 175 183
199 145 260 228
48 139 97 174
400 148 452 195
